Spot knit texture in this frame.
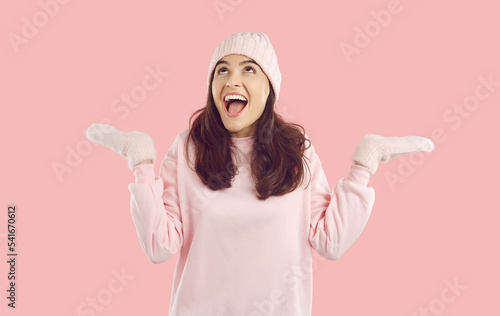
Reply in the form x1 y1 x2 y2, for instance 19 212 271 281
351 134 435 174
207 31 281 107
86 124 156 170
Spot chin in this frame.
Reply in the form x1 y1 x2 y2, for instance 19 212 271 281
224 125 242 133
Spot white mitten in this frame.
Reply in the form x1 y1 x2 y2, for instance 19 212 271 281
86 123 156 170
351 134 435 174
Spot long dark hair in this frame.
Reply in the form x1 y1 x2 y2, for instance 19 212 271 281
184 70 311 200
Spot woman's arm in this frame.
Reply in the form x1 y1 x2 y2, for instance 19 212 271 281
308 145 375 260
128 142 183 264
86 123 182 264
135 159 153 165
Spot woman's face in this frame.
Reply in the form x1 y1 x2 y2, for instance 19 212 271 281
212 54 270 138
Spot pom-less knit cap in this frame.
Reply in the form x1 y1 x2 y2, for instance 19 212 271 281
207 31 281 107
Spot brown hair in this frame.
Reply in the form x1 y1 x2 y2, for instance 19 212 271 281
184 71 312 200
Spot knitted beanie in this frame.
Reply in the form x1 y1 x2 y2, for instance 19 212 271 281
207 31 281 107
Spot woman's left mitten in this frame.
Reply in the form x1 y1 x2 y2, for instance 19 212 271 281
351 134 435 174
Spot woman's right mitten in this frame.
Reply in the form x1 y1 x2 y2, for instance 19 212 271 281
86 123 156 170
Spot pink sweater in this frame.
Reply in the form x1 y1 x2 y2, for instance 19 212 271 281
128 128 375 315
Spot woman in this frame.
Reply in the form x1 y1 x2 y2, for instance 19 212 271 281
86 32 434 315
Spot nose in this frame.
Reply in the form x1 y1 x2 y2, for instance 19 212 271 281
226 72 242 87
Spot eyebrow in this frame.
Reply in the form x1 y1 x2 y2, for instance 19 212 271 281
215 59 258 68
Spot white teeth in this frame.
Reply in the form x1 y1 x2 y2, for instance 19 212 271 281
224 94 247 102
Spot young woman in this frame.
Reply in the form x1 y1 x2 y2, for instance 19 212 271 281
86 31 434 316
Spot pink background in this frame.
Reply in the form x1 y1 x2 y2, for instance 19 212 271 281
1 0 499 315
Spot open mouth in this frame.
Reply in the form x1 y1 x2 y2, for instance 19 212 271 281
224 98 248 116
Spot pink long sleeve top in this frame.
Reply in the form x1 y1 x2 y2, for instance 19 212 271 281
128 128 375 316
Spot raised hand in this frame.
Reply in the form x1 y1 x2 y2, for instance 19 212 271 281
86 124 156 170
351 134 435 174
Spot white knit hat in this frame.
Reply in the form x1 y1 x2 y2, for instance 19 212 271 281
207 31 281 107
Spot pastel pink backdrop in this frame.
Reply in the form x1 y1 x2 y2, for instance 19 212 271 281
1 0 499 315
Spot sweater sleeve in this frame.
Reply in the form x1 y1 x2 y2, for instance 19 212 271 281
127 137 183 264
308 144 375 260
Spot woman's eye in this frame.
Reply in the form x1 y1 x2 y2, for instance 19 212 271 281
217 66 254 75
